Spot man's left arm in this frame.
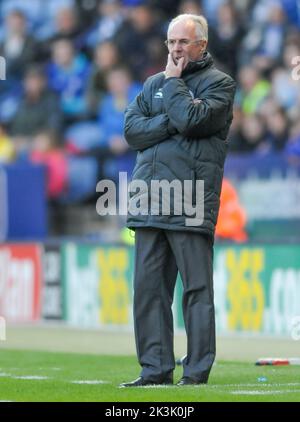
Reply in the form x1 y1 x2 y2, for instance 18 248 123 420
162 76 236 139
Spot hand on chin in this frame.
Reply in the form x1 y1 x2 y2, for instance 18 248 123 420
174 56 186 67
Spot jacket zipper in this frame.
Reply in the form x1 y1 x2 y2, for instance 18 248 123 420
152 143 159 178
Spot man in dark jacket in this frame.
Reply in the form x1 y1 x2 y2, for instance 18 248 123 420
10 66 62 154
120 14 236 387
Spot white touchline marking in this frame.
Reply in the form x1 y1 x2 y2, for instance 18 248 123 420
0 400 13 402
0 373 11 377
37 367 61 371
131 385 177 389
211 382 300 388
231 389 300 395
13 376 50 380
70 380 110 385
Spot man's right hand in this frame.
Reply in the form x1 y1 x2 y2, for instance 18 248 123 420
165 54 185 79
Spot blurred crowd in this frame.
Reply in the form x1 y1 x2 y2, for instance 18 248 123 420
0 0 300 202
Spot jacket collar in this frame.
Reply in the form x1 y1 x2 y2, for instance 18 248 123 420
182 51 214 76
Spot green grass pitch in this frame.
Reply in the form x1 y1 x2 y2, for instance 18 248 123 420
0 349 300 402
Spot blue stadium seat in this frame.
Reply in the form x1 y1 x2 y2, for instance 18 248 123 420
60 156 98 203
64 121 103 152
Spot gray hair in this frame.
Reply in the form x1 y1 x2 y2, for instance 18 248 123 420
168 14 208 41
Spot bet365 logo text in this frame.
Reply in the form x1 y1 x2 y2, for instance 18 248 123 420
0 316 6 341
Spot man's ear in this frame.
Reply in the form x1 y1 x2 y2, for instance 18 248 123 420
201 40 208 51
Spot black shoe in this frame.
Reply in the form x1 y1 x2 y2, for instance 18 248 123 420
177 377 207 386
119 376 173 388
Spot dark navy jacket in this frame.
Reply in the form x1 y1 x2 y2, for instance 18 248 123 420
124 52 236 237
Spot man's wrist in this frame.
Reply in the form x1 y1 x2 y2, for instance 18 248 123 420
165 73 180 79
165 75 178 81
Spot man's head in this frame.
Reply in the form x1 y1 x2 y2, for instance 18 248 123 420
166 14 208 68
24 66 46 99
51 39 75 68
6 10 27 36
105 66 132 97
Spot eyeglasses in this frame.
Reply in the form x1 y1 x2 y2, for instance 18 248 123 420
164 39 203 48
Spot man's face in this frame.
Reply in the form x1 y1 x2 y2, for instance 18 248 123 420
167 20 207 68
24 74 45 97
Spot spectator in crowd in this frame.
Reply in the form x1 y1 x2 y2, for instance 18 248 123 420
0 0 43 33
239 1 287 68
142 36 166 80
0 0 76 41
271 41 300 116
281 0 300 28
35 0 77 41
208 2 244 77
251 0 284 26
263 107 289 151
0 124 15 163
0 10 38 82
227 105 243 152
271 66 299 112
138 0 182 21
38 6 83 63
51 7 81 43
84 0 124 48
178 0 203 15
285 121 300 165
257 96 282 120
86 41 121 114
201 0 227 26
114 4 165 80
73 0 99 30
236 65 271 115
10 66 62 153
29 130 68 199
47 38 90 122
236 114 267 153
98 66 141 179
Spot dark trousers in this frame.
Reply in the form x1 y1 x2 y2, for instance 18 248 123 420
133 227 215 383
